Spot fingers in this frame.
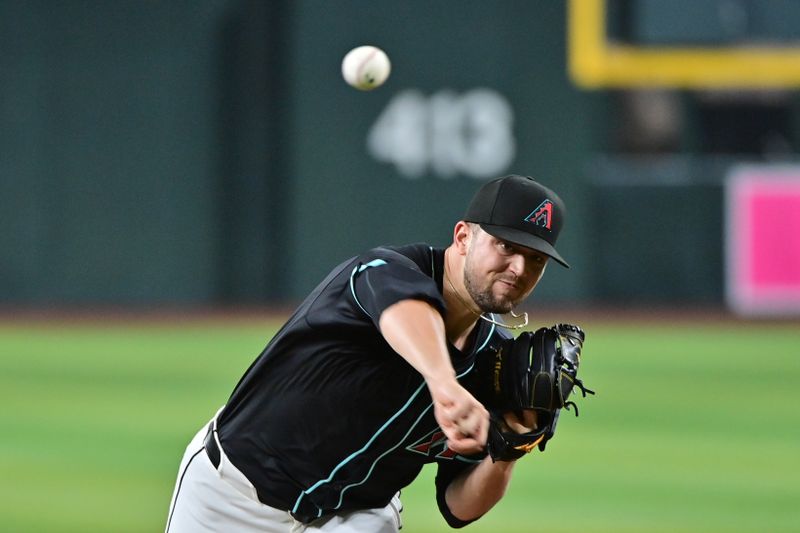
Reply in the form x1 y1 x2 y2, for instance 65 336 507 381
436 404 486 444
441 400 487 436
502 409 538 434
430 379 489 453
444 434 485 456
438 417 486 455
432 382 487 427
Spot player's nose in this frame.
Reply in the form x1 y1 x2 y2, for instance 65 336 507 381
507 253 527 277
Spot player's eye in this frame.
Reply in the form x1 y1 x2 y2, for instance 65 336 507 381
497 241 514 254
529 254 549 268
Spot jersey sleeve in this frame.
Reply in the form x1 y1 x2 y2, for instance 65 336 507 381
434 460 484 528
349 248 446 327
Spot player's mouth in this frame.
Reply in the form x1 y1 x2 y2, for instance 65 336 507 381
496 278 520 290
494 282 523 303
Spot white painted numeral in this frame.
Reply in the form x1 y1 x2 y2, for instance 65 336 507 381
367 89 515 179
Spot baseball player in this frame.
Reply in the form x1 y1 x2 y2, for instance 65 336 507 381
166 175 572 532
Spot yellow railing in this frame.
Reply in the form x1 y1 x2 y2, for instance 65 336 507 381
568 0 800 88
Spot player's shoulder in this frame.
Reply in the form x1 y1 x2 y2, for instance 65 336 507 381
357 242 437 275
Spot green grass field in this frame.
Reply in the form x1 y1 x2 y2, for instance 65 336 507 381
1 316 798 532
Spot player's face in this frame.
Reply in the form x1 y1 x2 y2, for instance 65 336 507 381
463 227 548 314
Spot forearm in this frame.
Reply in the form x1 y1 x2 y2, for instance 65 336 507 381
378 299 488 454
445 456 516 522
378 299 454 383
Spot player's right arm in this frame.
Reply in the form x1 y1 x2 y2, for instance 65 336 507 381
349 248 489 455
378 299 488 455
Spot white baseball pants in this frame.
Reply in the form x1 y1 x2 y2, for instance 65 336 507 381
165 417 403 532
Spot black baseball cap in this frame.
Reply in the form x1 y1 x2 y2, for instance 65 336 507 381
463 175 569 268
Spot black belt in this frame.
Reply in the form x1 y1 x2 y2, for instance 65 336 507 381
204 423 221 469
203 421 320 522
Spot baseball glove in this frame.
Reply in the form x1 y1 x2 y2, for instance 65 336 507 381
475 323 594 461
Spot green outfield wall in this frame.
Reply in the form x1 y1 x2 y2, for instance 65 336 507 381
2 1 798 306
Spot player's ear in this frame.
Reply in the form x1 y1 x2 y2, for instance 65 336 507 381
453 221 472 256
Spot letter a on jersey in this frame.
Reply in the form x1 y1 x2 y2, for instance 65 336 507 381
524 199 553 230
406 430 459 459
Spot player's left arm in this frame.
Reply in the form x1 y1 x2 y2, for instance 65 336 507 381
436 411 535 527
444 455 516 524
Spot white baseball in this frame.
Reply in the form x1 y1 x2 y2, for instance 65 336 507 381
341 46 391 91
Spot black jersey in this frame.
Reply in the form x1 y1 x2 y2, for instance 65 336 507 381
215 243 509 524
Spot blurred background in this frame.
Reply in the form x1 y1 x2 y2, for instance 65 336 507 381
1 1 799 531
3 0 800 312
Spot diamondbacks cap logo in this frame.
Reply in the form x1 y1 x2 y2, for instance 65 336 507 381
524 199 554 230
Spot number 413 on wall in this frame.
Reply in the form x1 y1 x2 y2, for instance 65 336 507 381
366 88 516 180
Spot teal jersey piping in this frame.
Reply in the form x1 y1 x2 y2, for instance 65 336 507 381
349 259 387 317
293 321 495 514
294 249 495 515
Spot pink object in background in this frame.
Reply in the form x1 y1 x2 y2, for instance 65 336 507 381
726 167 800 315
